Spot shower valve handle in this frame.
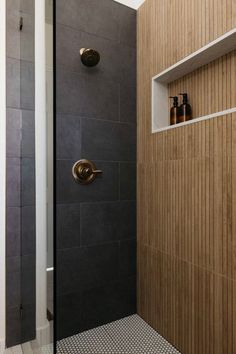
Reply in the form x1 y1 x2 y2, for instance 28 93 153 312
91 169 103 175
80 167 102 178
72 159 103 185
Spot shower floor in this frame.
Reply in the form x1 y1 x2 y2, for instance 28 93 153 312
57 315 181 354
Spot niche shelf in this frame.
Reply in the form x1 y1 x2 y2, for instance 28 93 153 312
152 28 236 133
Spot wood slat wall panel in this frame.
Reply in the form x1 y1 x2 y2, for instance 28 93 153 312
137 1 236 352
168 51 236 120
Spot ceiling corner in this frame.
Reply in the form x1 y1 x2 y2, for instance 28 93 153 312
113 0 146 10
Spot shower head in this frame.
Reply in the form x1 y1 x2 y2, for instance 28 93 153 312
80 48 100 67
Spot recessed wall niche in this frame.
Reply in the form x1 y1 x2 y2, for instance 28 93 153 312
152 28 236 133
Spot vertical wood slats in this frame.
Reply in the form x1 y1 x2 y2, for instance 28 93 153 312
168 51 236 121
137 1 236 353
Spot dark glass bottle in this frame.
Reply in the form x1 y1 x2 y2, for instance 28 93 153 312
178 93 192 123
169 96 180 125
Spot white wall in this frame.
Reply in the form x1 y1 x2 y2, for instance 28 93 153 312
0 0 6 351
46 22 54 269
0 0 49 348
114 0 146 9
35 0 49 344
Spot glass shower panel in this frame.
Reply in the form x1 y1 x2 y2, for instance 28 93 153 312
46 0 54 352
55 0 137 351
5 0 36 347
5 0 54 350
19 0 54 352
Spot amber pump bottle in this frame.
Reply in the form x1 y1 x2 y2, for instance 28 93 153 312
169 96 180 125
178 93 192 123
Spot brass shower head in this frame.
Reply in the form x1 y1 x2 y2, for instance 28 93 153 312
80 48 100 67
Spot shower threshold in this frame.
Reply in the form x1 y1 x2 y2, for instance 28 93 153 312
57 314 181 354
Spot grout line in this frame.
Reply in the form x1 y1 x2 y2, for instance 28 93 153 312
57 238 136 252
79 203 81 248
57 113 136 127
56 158 136 163
118 162 121 200
56 200 136 207
56 23 136 50
118 83 121 123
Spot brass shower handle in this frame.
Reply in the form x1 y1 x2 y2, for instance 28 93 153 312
80 167 102 178
91 169 103 175
72 159 103 185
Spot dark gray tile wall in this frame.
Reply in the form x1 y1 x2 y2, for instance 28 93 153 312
6 0 36 348
56 0 137 340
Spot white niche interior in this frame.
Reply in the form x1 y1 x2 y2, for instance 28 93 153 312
152 28 236 133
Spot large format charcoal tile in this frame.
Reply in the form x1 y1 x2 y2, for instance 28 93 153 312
22 254 35 270
6 158 21 207
21 125 35 157
21 158 35 206
57 204 80 249
7 0 20 12
6 307 21 347
21 255 36 311
120 85 136 124
21 206 35 255
6 271 21 309
20 12 35 62
6 118 21 157
20 60 35 110
118 4 137 48
57 243 119 295
57 276 136 340
21 304 36 343
81 276 136 329
57 114 81 159
6 207 21 257
118 46 136 87
56 0 120 41
81 119 136 162
22 109 34 131
21 109 35 157
119 239 136 278
6 58 20 109
6 256 21 274
57 160 119 203
6 109 22 158
6 2 20 59
20 0 34 14
80 201 136 246
21 266 36 306
6 108 22 131
57 292 84 340
57 69 119 120
56 24 136 86
120 162 136 200
55 0 137 340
